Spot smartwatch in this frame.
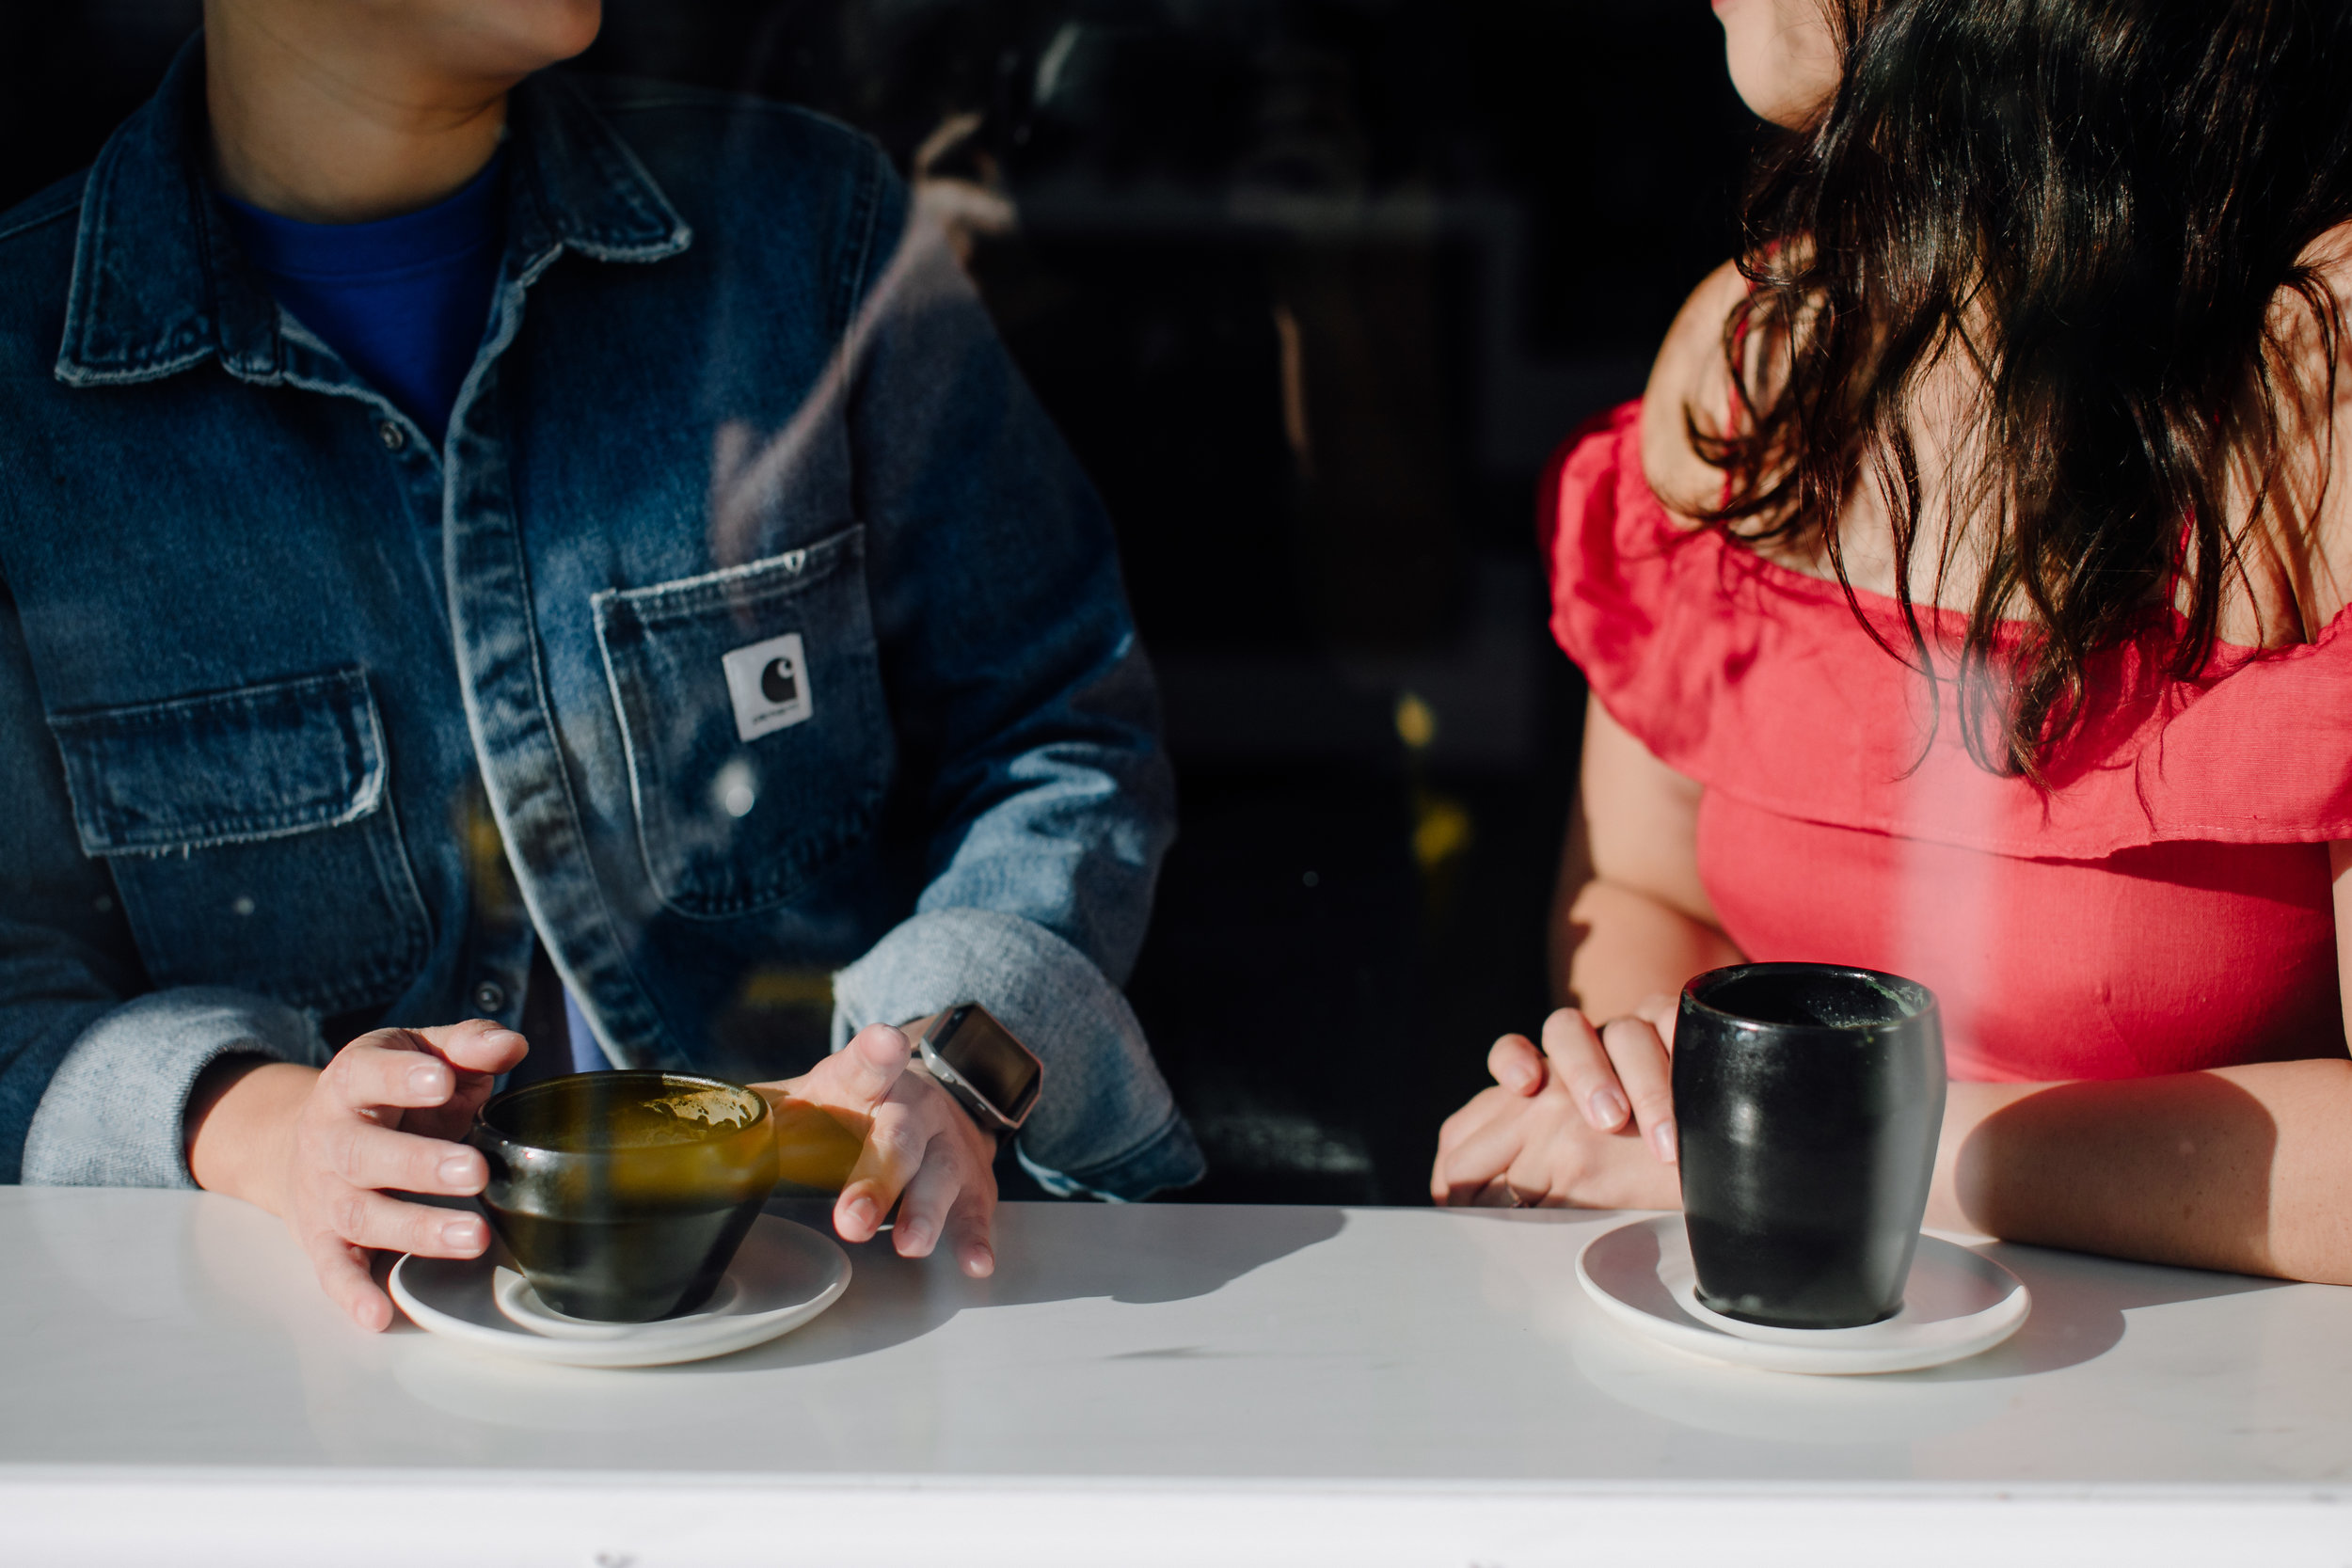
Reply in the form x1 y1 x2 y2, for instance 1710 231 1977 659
915 1003 1045 1135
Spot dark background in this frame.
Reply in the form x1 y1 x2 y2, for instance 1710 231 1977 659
1 0 1755 1203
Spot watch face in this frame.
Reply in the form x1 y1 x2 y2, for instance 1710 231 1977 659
935 1005 1042 1123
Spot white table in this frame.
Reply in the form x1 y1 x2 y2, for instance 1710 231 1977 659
4 1188 2348 1566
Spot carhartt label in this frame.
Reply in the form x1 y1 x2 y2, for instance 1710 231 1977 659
722 633 814 742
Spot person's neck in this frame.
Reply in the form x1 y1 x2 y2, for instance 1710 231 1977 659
203 8 518 225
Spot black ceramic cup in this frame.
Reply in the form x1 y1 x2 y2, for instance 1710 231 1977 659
468 1070 781 1323
1673 963 1946 1330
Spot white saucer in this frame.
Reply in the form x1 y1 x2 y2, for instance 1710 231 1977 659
390 1212 850 1368
1576 1214 2028 1375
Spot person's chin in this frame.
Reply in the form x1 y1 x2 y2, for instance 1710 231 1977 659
1726 63 1826 130
462 0 604 76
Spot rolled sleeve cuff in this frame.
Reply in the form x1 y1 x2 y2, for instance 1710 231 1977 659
21 989 328 1189
832 907 1204 1201
1012 1112 1204 1203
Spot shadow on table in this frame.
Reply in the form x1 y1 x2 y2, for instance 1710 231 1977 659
379 1202 1349 1438
1897 1239 2284 1383
666 1198 1348 1374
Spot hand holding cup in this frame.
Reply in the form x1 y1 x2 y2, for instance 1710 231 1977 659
186 1019 530 1332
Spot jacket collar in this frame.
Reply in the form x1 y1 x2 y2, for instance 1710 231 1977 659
55 37 691 388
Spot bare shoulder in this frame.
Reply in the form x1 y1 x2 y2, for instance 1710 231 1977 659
1638 260 1750 522
2282 218 2352 421
2258 220 2352 637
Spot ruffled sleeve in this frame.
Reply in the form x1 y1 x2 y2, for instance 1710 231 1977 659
1542 401 2352 858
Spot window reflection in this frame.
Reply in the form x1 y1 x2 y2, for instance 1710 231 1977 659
2 1 1751 1204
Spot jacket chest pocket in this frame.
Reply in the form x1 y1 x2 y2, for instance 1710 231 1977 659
594 524 893 919
46 668 431 1016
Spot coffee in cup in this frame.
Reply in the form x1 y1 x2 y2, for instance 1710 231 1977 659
468 1070 781 1323
1673 963 1945 1330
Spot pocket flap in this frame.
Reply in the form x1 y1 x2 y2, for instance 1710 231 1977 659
47 668 388 856
591 526 891 919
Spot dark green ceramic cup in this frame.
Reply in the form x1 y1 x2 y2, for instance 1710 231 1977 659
468 1070 781 1323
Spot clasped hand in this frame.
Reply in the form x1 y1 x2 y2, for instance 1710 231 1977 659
1429 995 1685 1211
208 1019 994 1332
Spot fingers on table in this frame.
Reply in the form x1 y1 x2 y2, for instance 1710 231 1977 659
298 1183 487 1333
894 1143 998 1277
307 1235 394 1333
1431 1098 1531 1204
1430 1086 1508 1202
945 1183 996 1277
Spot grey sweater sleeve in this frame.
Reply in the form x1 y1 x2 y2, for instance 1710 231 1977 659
831 908 1202 1202
21 989 327 1188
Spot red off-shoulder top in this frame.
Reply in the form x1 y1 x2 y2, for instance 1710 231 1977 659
1545 402 2352 1081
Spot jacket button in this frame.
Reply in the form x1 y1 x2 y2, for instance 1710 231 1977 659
472 981 507 1014
378 420 406 451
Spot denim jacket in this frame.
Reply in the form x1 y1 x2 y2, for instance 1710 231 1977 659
0 42 1201 1197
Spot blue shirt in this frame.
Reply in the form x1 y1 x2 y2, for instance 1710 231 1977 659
218 151 506 442
0 50 1200 1199
226 149 607 1072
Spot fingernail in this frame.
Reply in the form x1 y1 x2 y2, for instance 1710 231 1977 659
437 1154 477 1187
408 1064 445 1095
1587 1086 1628 1129
1654 1120 1678 1163
965 1247 994 1278
898 1220 930 1251
1503 1065 1537 1092
441 1219 485 1250
843 1196 877 1233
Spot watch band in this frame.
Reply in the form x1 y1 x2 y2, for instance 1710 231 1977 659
921 1059 1011 1141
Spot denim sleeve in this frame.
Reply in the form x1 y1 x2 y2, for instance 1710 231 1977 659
833 157 1200 1198
0 586 326 1186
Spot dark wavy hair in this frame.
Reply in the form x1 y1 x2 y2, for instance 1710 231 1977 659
1698 0 2352 776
